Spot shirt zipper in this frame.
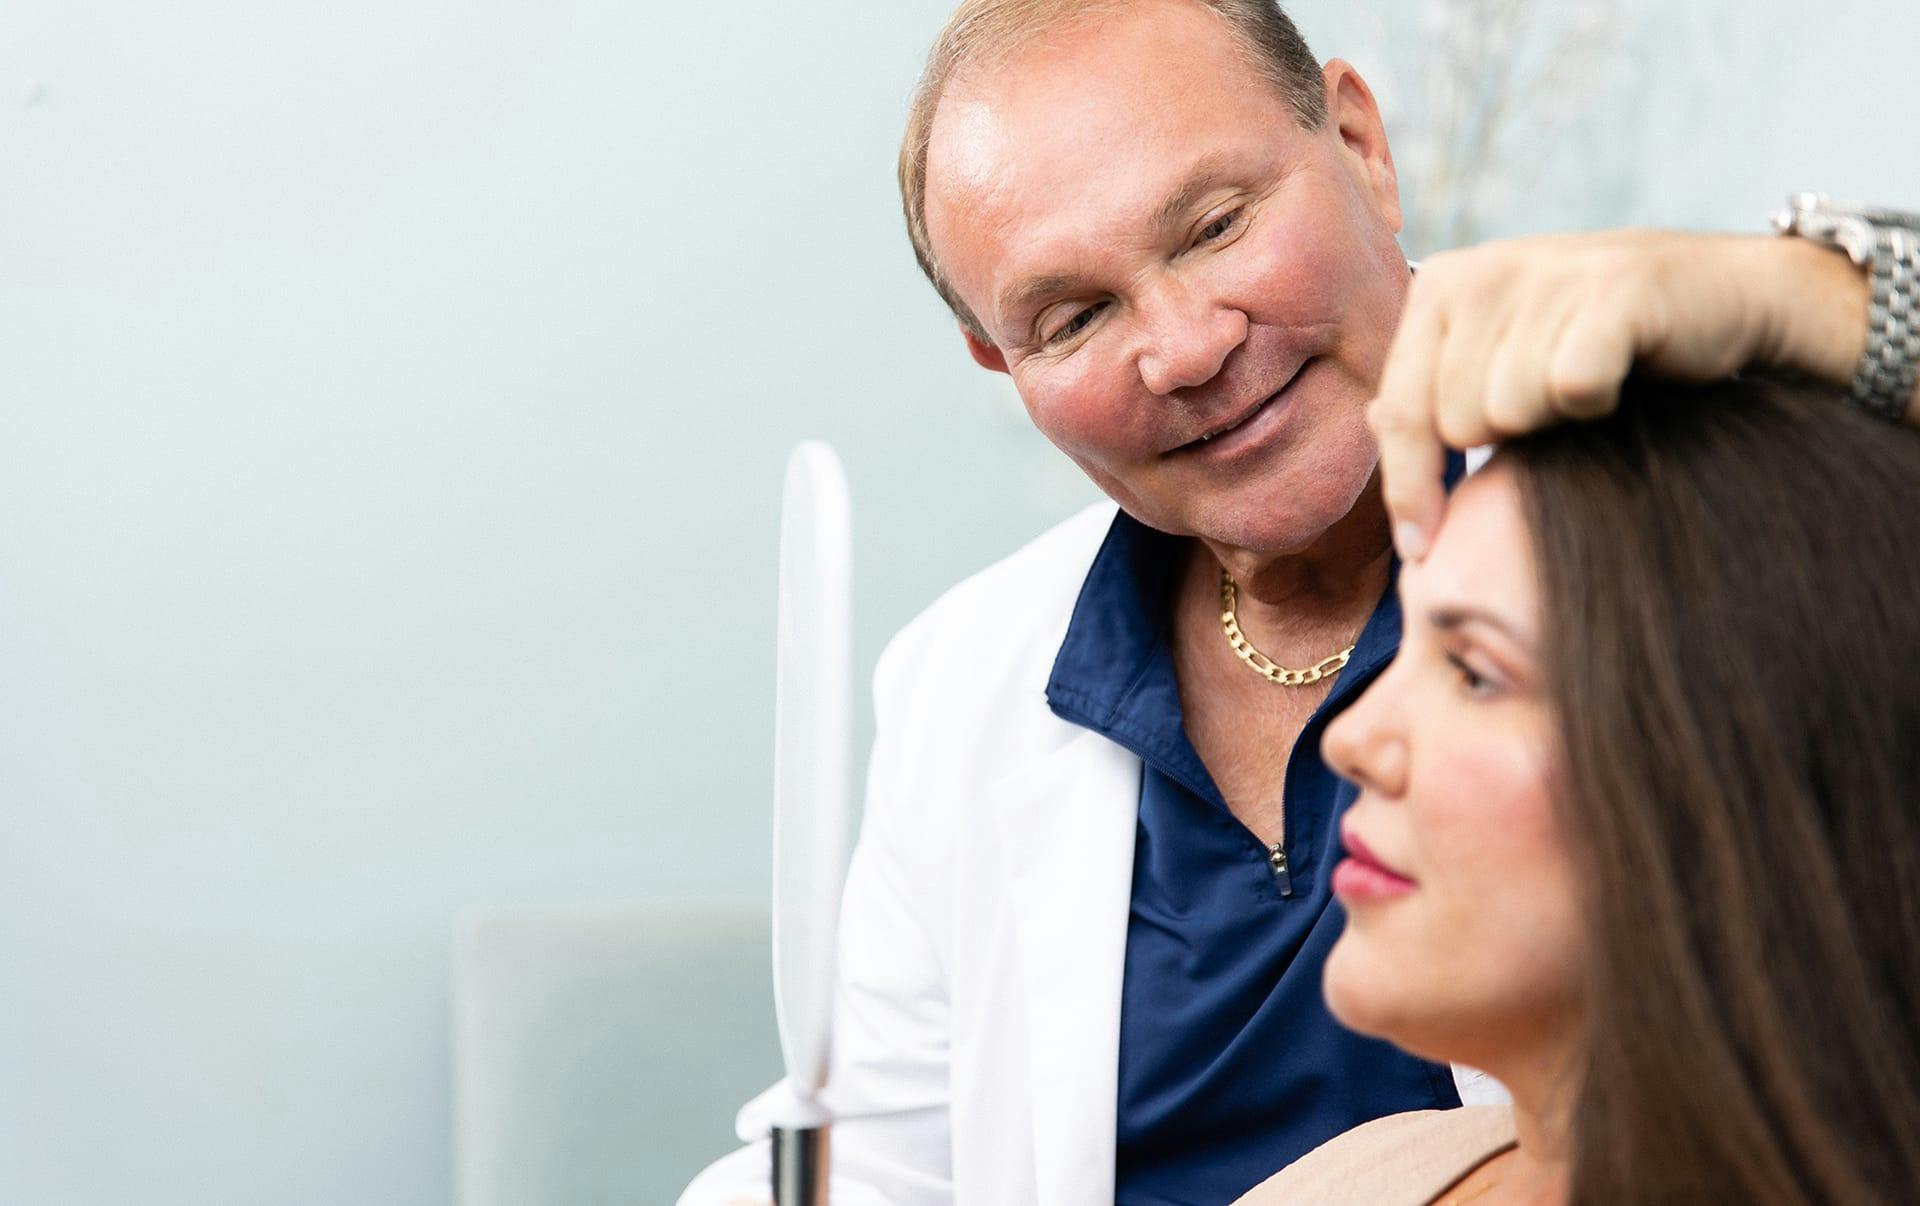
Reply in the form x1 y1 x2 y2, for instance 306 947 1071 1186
1267 841 1293 897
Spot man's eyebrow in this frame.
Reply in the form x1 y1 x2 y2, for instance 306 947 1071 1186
1427 603 1535 649
997 272 1091 330
1149 152 1238 233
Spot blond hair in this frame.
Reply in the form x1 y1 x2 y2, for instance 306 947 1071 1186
897 0 1327 342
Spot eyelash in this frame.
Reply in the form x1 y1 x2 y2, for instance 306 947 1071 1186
1044 300 1108 347
1445 651 1498 698
1196 208 1241 244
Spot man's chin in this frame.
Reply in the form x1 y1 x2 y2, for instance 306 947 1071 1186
1146 477 1375 557
1138 426 1379 551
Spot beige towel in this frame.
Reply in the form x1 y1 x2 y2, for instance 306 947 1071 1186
1233 1106 1518 1206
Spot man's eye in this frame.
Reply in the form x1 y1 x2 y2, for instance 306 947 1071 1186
1045 301 1107 347
1197 209 1241 243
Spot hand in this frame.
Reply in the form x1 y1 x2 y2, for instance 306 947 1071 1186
1369 230 1872 558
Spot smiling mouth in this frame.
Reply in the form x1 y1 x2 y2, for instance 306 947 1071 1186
1194 394 1277 444
1175 357 1315 452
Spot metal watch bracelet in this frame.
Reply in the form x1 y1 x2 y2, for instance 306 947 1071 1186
1853 225 1920 423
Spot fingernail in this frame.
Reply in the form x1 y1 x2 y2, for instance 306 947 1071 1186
1394 520 1431 562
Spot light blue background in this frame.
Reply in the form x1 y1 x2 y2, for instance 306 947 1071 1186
1 1 1915 1202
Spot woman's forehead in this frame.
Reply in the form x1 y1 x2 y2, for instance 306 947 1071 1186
1404 468 1540 631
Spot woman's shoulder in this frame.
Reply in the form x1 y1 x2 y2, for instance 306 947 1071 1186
1232 1106 1517 1206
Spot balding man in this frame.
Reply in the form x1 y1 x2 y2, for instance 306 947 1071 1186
680 3 1916 1204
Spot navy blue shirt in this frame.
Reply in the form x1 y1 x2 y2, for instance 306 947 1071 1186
1045 513 1459 1206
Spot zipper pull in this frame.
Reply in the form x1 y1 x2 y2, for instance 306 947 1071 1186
1268 842 1294 897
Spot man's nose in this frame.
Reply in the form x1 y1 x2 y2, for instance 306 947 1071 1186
1321 675 1409 798
1134 280 1248 396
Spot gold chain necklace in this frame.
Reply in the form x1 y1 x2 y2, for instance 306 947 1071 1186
1218 569 1356 687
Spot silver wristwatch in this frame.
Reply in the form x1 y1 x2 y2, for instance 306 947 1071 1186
1773 193 1920 422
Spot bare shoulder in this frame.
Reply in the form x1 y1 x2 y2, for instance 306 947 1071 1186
1233 1107 1517 1206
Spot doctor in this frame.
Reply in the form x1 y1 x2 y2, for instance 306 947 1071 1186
682 1 1911 1203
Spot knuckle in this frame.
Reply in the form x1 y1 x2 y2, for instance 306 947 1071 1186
1415 249 1460 279
1596 272 1654 320
1434 406 1483 449
1560 387 1619 419
1481 388 1540 437
1545 367 1608 414
1542 367 1588 406
1409 260 1461 302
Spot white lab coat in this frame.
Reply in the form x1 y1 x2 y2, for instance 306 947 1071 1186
679 502 1503 1206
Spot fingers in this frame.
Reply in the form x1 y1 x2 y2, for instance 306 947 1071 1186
1371 296 1449 561
1372 231 1730 561
1481 305 1560 438
1433 300 1510 450
1547 299 1635 421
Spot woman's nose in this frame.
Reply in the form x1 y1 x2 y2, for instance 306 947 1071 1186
1322 674 1409 799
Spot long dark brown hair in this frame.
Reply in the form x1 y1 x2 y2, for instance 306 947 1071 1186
1505 374 1920 1204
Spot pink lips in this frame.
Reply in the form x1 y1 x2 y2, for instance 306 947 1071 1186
1332 828 1417 904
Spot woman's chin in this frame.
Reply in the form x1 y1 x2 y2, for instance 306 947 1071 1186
1326 932 1569 1078
1323 930 1460 1064
1321 931 1407 1042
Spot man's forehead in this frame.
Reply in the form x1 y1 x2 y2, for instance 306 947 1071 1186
925 3 1272 195
927 95 1016 202
924 69 1126 237
923 91 1122 332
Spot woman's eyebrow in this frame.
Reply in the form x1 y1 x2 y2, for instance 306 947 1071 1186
1427 603 1535 650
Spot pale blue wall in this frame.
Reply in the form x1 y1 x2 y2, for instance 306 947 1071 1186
0 1 1914 1202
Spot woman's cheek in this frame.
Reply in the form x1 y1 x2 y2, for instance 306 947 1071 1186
1437 741 1570 943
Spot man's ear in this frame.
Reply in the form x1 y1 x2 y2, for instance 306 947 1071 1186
1320 59 1402 235
963 326 1009 374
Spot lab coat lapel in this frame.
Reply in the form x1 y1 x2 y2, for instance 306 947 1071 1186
991 727 1141 1206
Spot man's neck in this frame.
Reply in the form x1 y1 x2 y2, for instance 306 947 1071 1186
1193 475 1396 636
1166 477 1392 845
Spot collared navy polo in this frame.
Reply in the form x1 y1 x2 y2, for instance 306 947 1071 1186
1045 510 1460 1206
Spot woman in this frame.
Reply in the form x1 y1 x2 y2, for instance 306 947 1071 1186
1239 374 1920 1204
